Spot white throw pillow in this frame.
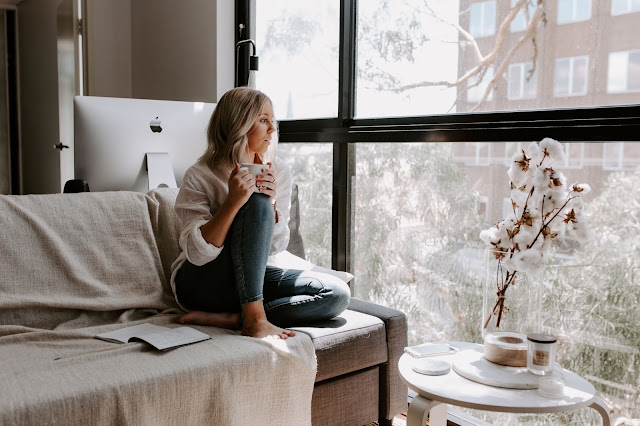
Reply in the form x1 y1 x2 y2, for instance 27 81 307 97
267 250 354 284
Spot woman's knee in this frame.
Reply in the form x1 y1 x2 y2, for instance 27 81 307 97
321 275 351 318
244 192 273 212
242 193 274 222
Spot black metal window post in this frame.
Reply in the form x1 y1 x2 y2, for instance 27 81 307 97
235 0 251 88
333 0 357 273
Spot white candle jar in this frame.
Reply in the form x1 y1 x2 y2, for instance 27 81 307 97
527 333 557 375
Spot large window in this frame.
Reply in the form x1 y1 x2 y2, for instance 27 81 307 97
554 56 589 97
557 0 592 24
469 1 496 38
611 0 640 15
608 50 640 93
251 1 640 423
466 66 494 103
509 0 537 32
507 62 537 100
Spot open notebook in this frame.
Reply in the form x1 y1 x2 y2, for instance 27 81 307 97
96 323 211 351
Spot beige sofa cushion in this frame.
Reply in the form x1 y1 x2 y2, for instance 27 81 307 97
0 192 173 330
293 309 387 382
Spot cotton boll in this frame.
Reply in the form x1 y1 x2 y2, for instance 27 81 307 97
572 183 591 194
528 141 544 166
503 206 517 221
496 227 510 244
508 151 532 187
502 256 517 273
512 249 546 276
545 217 567 241
532 168 552 196
528 207 543 225
539 138 566 165
568 196 584 211
527 192 545 211
513 226 535 248
529 233 546 251
553 170 567 189
567 220 592 243
508 166 530 188
498 218 516 240
510 188 528 210
480 227 500 245
544 187 568 215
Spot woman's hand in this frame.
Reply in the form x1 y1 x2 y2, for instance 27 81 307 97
226 164 254 209
256 162 277 203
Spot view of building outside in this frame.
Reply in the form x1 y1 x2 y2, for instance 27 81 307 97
257 1 640 423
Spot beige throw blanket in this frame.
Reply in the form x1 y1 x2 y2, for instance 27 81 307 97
0 191 317 425
0 316 317 425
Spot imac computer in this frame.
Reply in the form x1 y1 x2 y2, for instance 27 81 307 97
73 96 216 192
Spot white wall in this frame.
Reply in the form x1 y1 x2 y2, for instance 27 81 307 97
131 0 215 102
215 0 234 100
86 0 132 97
87 0 234 102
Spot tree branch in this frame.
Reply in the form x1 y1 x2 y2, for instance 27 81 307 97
389 0 546 112
471 3 545 111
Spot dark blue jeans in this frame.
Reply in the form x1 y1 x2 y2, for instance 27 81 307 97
174 193 350 327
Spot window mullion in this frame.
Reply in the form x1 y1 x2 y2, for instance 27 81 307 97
333 0 357 273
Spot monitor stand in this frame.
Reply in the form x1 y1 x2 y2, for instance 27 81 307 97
146 152 177 191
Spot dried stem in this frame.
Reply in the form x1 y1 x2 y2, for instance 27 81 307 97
527 195 576 250
484 259 517 329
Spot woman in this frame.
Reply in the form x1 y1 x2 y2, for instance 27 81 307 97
170 87 350 339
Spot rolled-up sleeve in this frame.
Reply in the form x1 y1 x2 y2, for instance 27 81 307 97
174 173 223 266
270 162 292 255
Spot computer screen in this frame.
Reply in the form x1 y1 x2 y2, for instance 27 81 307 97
73 96 216 192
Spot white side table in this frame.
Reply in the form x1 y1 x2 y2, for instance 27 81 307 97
399 342 611 426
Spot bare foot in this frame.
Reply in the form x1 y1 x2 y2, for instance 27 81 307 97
177 311 240 330
241 318 296 339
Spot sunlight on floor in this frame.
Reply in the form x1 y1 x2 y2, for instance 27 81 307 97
393 414 407 426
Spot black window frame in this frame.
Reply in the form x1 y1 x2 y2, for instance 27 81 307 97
237 0 640 274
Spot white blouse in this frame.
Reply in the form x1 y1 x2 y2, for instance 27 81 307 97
169 159 292 297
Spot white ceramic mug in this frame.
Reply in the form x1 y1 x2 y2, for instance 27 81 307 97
239 163 269 193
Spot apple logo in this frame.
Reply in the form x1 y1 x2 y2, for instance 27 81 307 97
150 117 162 133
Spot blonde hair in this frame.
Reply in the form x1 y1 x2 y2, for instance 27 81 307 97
200 87 277 170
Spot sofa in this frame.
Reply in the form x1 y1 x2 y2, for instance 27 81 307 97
0 187 408 425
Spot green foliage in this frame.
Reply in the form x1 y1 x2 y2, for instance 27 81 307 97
279 143 333 267
262 14 320 56
544 170 640 418
351 143 485 344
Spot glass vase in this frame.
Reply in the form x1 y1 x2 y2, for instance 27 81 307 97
481 248 543 338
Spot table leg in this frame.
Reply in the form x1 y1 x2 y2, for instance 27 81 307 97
407 395 448 426
589 396 611 426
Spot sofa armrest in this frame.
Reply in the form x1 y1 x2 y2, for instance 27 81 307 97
348 297 408 424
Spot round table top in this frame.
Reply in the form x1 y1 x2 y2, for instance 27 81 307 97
399 341 597 413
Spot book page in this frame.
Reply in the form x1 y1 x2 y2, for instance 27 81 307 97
137 327 211 351
95 323 169 344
